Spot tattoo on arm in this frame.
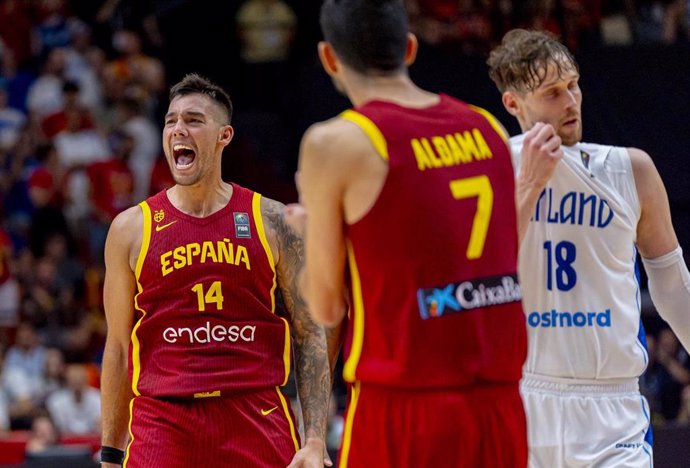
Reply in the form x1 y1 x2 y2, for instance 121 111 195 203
264 199 331 441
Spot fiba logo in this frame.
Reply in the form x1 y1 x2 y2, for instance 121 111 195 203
234 212 251 238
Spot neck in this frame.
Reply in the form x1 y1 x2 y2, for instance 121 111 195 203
167 180 233 218
344 71 438 108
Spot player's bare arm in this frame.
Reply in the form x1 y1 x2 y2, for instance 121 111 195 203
515 122 563 243
629 147 679 258
298 118 385 327
630 147 690 351
262 197 333 467
101 206 141 466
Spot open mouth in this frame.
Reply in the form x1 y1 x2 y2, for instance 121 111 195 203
173 144 196 169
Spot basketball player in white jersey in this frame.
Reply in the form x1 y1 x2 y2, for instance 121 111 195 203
487 29 690 467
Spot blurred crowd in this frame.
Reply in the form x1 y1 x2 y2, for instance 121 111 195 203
406 0 690 54
0 0 689 461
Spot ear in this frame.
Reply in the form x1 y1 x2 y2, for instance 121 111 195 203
318 41 338 76
405 33 418 66
502 91 521 117
218 125 234 146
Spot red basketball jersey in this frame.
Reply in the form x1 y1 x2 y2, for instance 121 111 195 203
342 95 526 388
130 184 291 398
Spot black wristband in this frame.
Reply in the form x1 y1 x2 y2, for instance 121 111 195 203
101 446 125 465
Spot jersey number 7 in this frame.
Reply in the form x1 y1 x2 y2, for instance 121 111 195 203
449 175 493 260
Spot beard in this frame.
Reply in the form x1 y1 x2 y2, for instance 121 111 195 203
558 122 582 146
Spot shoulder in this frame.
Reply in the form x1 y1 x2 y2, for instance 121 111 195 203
626 147 665 206
259 195 285 222
626 147 656 174
105 204 143 260
301 117 379 168
110 204 143 236
467 103 510 141
257 195 287 263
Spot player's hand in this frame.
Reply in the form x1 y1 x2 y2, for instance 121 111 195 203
283 203 307 238
519 122 563 191
286 437 332 468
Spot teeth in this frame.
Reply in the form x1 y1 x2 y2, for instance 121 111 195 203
173 144 193 151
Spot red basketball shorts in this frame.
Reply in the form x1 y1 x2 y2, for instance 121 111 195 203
338 382 527 468
124 387 300 468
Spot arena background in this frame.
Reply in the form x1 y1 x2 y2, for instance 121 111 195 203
1 0 689 466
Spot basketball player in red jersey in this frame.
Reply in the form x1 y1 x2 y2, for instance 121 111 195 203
100 73 333 468
285 1 528 467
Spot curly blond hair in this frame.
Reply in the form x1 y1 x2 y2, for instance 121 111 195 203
487 29 578 94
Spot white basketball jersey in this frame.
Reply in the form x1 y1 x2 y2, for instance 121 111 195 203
511 135 648 380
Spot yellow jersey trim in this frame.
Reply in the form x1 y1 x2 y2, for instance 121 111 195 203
338 381 361 468
123 397 135 467
342 243 364 382
341 110 389 160
252 193 277 311
276 386 301 451
469 104 509 142
253 193 291 385
131 201 152 396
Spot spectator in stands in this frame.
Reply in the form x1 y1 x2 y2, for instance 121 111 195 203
102 29 165 115
0 0 34 70
63 20 104 116
0 387 9 434
636 0 668 43
0 79 27 152
40 80 95 140
515 0 564 41
1 126 40 248
25 412 59 455
51 94 110 232
0 345 9 435
42 347 65 398
1 322 47 428
406 0 493 53
86 128 134 264
2 322 46 383
662 0 688 42
0 225 20 337
32 0 71 61
46 363 100 435
26 47 69 120
114 96 159 203
27 142 72 260
41 232 84 315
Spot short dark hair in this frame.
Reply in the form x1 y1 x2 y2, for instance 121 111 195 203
169 73 233 123
487 29 579 94
320 0 408 75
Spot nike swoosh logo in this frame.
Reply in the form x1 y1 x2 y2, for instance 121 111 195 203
261 406 279 416
155 220 177 232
